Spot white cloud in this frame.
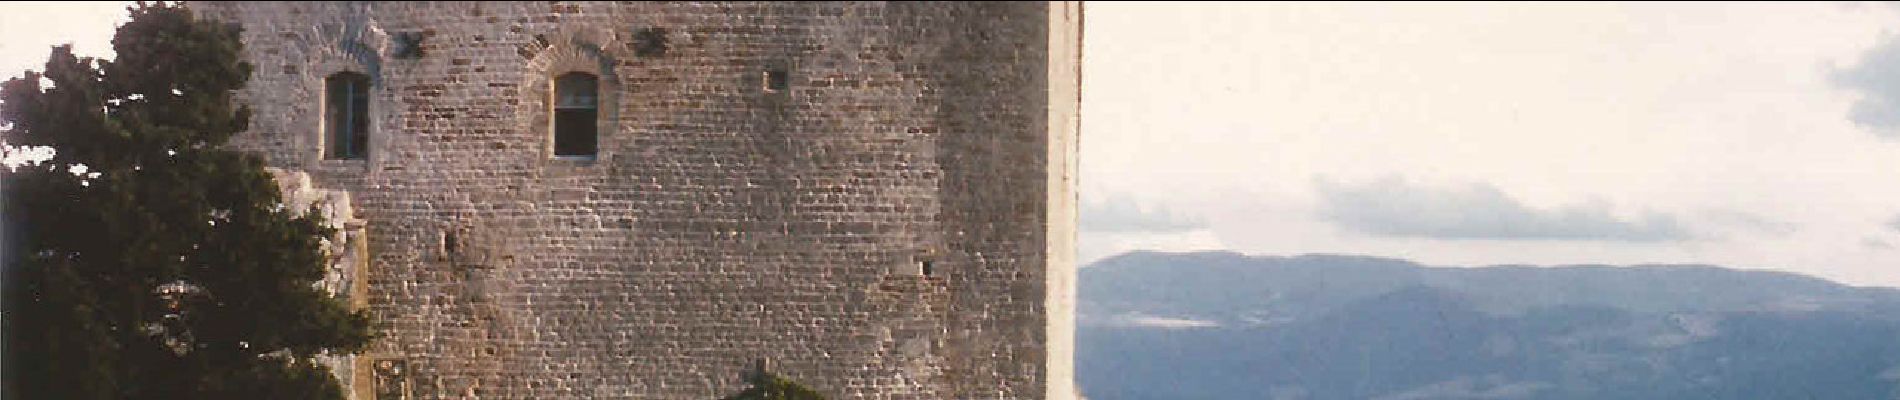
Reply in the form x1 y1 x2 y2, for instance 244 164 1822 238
1314 176 1690 242
1080 194 1207 233
1094 312 1221 329
1698 209 1799 238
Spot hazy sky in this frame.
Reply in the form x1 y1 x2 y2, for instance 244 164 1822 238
0 2 125 75
1082 2 1900 287
4 3 1899 286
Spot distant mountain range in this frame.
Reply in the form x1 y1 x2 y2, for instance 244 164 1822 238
1078 251 1900 400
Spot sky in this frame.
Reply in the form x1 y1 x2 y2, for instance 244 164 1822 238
0 2 125 75
2 3 1898 286
1082 2 1900 287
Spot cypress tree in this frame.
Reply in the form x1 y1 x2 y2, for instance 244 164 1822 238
2 3 370 399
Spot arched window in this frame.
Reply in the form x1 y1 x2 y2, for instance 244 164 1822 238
324 72 371 160
552 72 598 158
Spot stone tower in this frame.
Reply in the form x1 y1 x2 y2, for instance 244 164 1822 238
190 2 1080 399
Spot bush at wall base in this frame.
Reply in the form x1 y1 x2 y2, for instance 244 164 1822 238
721 372 827 400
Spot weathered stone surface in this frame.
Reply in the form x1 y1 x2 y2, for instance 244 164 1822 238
197 2 1080 399
267 167 373 395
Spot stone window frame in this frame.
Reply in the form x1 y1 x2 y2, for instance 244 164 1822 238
322 71 373 160
520 37 621 164
303 34 386 170
308 63 383 168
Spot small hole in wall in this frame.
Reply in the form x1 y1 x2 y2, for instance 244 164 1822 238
391 31 427 59
763 68 789 93
920 260 935 277
632 27 667 57
442 229 463 255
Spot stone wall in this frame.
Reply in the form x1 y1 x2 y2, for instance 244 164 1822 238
267 167 373 398
194 2 1079 399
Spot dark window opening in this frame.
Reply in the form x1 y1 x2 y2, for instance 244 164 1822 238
553 72 598 158
392 31 427 59
920 260 935 277
632 27 668 57
442 229 462 255
324 72 371 160
764 68 788 93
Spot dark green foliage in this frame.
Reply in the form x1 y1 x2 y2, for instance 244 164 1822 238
2 3 370 399
721 372 828 400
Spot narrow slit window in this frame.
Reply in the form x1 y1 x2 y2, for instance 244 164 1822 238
553 72 599 158
324 72 371 160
